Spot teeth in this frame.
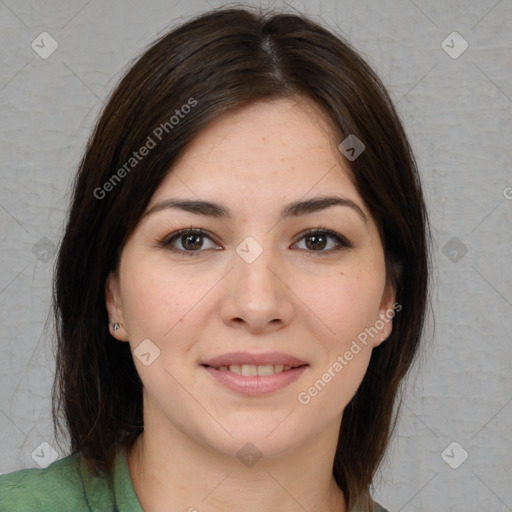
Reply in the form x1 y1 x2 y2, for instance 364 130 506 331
215 364 293 375
242 365 258 376
256 365 274 376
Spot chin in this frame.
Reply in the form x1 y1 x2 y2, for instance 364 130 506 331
194 417 307 462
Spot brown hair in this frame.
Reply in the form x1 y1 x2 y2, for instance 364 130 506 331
52 6 431 510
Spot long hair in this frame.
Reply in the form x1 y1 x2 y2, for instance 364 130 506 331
52 7 431 510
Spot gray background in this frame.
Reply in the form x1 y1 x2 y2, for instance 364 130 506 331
1 1 511 511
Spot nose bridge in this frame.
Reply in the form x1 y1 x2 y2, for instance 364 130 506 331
221 232 293 329
233 233 279 295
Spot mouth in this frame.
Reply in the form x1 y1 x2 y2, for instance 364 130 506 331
200 352 310 396
201 363 308 376
201 351 308 369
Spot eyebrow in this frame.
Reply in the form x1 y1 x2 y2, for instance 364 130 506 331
143 195 367 222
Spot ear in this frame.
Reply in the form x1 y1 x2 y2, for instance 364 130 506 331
372 276 398 348
105 271 129 341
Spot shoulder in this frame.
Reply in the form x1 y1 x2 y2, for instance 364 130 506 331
0 453 89 512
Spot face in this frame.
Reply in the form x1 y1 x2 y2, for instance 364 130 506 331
106 97 396 460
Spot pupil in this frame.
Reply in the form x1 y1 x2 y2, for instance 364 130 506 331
184 234 202 250
306 234 326 251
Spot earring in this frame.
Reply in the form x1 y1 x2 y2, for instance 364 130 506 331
381 329 389 341
113 322 120 333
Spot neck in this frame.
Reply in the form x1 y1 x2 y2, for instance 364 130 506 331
126 415 346 512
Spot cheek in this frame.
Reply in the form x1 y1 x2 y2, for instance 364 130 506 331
119 258 221 383
311 271 384 409
120 259 199 337
119 264 199 387
303 268 384 342
299 278 378 414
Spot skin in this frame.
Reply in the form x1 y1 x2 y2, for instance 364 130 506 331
106 96 395 512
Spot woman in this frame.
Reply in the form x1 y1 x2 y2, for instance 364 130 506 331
0 6 430 512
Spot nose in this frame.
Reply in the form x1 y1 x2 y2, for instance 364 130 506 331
219 238 295 333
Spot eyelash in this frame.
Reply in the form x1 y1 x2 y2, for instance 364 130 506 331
157 226 352 257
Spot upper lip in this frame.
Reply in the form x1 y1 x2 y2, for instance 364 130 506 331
201 351 308 368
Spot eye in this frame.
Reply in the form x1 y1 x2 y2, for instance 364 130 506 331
157 228 221 255
292 228 352 255
158 227 352 257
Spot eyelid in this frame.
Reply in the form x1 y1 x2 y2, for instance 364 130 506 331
157 227 221 252
294 227 353 252
157 226 353 255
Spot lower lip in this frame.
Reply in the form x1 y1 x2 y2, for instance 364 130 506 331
202 365 309 396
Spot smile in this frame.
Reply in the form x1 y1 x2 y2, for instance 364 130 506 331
201 364 309 396
205 363 303 375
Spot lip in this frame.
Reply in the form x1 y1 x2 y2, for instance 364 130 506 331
201 351 308 368
202 365 309 396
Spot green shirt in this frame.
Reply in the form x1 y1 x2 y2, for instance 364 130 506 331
0 448 141 512
0 449 390 511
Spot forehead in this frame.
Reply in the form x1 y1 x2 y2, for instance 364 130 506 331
148 97 362 214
